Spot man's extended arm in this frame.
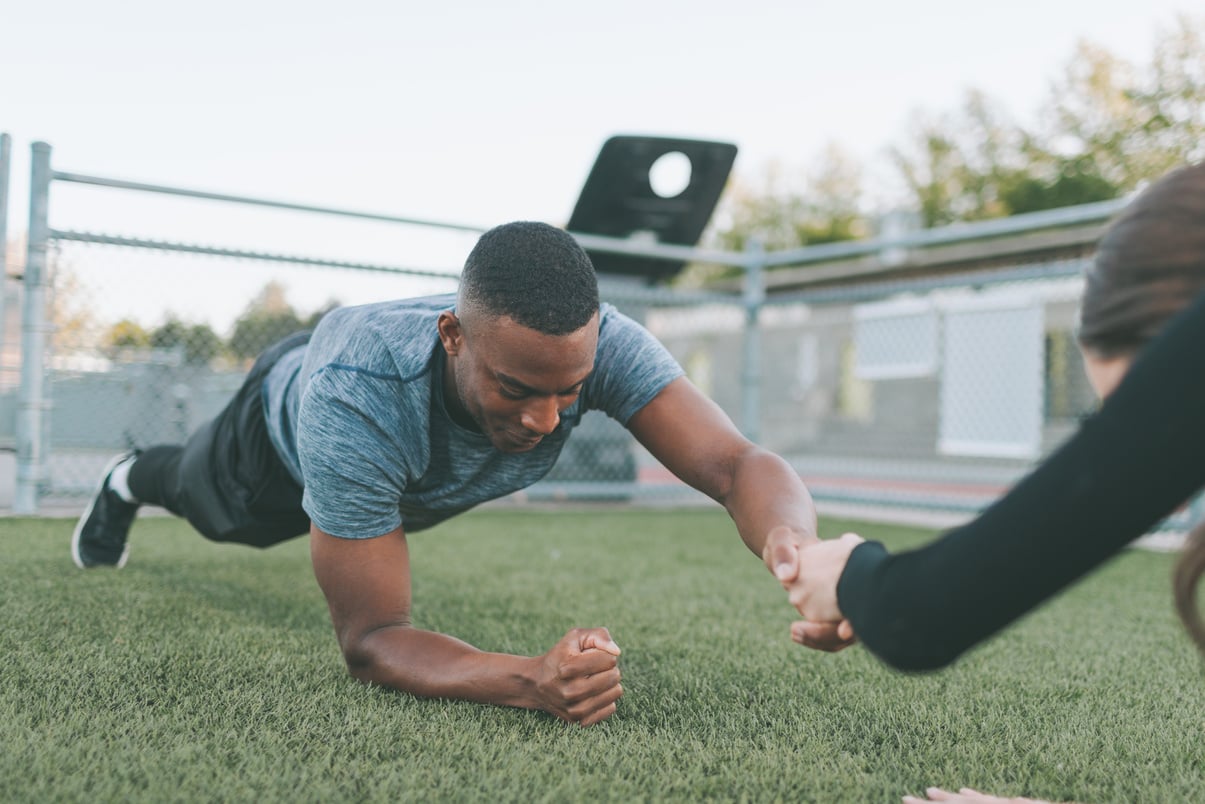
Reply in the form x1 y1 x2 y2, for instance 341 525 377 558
627 378 816 553
310 523 623 725
626 377 852 651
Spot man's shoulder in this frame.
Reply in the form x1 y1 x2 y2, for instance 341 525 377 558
320 293 454 337
308 293 453 381
596 303 657 353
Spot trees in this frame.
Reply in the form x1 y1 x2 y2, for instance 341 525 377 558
103 316 222 365
889 90 1031 228
798 144 868 246
713 14 1204 247
1038 16 1204 194
149 317 223 366
894 15 1205 225
49 265 100 354
227 281 306 362
1145 15 1205 167
106 319 150 351
227 282 340 362
711 144 868 253
100 282 337 366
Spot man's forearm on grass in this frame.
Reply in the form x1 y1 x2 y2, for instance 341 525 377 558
344 624 542 709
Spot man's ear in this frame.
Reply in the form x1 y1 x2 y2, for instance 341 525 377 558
437 311 462 356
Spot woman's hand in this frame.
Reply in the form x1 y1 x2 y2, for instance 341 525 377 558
763 528 864 650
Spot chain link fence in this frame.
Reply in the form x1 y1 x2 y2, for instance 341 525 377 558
39 239 461 498
28 240 742 505
7 139 1192 533
652 262 1091 509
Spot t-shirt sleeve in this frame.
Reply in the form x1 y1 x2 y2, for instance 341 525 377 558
296 366 417 539
836 289 1205 671
586 308 685 424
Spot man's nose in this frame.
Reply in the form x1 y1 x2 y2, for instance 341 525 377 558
520 396 560 435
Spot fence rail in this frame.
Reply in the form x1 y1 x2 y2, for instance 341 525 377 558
51 230 465 280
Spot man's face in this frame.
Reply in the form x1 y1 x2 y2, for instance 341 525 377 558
438 310 599 453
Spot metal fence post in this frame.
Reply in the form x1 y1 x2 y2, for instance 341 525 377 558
0 133 10 378
0 133 12 494
741 237 766 443
0 133 10 285
877 208 916 267
15 142 51 514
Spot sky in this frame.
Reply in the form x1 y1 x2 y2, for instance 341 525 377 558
2 0 1201 331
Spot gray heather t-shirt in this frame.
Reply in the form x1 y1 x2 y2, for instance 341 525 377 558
262 293 683 539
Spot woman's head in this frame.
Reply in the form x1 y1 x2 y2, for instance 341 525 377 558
1079 162 1205 657
1079 162 1205 380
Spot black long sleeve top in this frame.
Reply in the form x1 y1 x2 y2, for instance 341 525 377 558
836 289 1205 671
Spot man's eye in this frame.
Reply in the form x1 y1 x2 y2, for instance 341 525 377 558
500 388 527 400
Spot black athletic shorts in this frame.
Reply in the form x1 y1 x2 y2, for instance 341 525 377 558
172 331 313 548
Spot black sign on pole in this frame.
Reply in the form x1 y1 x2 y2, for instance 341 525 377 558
567 135 738 282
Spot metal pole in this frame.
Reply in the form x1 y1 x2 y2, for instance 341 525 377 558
0 133 10 379
52 171 488 235
0 134 16 514
15 142 51 514
740 237 766 443
0 133 10 284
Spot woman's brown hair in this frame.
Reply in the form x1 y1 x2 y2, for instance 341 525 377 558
1078 162 1205 655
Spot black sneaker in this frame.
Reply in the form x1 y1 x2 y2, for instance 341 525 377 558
72 452 140 569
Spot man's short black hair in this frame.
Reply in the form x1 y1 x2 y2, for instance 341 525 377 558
458 221 600 335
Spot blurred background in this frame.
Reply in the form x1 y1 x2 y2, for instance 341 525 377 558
2 1 1202 532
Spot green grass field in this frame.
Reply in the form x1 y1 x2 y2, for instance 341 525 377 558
3 508 1203 803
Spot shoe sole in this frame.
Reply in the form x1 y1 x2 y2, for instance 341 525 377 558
71 452 135 570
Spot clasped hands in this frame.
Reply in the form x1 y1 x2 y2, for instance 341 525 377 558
762 526 865 652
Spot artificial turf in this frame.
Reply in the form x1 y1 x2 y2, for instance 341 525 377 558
2 509 1203 802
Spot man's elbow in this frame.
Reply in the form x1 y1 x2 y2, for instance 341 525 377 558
341 642 378 683
335 622 409 685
